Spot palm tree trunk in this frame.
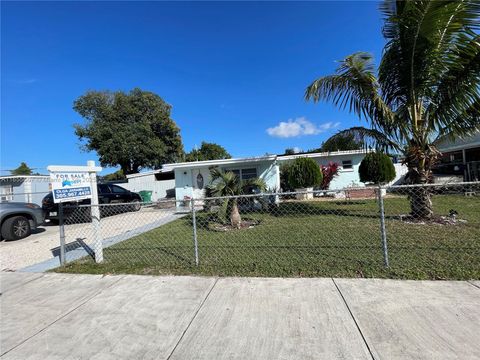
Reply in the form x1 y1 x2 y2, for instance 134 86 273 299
409 181 433 219
230 199 242 229
406 164 434 219
404 144 441 219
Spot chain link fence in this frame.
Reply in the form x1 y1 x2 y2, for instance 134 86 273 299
56 182 480 279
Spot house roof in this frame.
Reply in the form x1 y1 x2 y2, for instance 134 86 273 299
436 131 480 152
277 149 371 161
162 155 277 171
160 150 370 172
126 169 173 179
0 175 50 181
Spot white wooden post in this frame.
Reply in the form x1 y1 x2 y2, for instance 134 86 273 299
87 160 103 263
48 161 103 264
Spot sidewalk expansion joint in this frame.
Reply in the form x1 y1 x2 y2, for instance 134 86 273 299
0 275 125 357
166 277 219 360
332 278 376 360
467 281 480 290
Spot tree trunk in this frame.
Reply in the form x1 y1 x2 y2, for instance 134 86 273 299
409 185 433 219
404 144 439 219
230 200 242 229
405 166 434 219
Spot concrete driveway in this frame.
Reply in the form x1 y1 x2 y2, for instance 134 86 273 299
0 206 179 271
1 273 479 359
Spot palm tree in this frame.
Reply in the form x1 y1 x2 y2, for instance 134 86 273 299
305 0 479 218
207 168 267 228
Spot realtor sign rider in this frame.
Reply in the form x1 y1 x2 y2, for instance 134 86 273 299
50 171 93 203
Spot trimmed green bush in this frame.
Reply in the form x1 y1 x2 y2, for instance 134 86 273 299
284 158 323 189
359 152 396 184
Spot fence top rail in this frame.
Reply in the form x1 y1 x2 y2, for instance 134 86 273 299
198 181 480 202
52 181 479 206
62 198 179 208
385 181 480 189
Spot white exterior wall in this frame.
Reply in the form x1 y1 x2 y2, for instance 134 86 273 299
173 160 279 204
278 152 408 189
119 173 175 201
278 153 367 189
0 177 50 205
315 153 366 189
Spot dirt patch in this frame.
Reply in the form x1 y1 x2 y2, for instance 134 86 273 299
397 214 467 226
208 219 261 232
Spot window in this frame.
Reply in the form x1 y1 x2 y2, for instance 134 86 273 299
155 171 175 181
241 168 257 179
98 184 111 194
342 160 353 170
111 185 128 193
0 185 13 201
224 168 257 180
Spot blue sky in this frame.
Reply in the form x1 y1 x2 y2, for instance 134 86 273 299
1 1 384 175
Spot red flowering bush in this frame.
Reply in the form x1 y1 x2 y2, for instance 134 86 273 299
320 162 339 190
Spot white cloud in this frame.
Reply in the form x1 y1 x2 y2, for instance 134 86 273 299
292 147 302 153
266 117 340 138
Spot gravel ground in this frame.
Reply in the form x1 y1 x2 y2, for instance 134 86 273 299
0 207 176 271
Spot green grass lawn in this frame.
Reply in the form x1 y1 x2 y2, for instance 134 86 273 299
55 194 480 280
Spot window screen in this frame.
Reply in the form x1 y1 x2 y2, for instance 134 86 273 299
342 160 353 169
241 168 257 179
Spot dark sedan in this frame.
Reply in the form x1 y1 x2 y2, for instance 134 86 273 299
42 184 142 223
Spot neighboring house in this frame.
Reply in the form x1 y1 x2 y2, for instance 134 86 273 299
162 150 407 206
0 175 50 205
435 131 480 182
112 170 176 202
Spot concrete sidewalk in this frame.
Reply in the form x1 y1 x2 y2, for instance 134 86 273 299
1 273 479 359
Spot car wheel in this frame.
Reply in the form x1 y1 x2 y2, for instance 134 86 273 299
1 216 32 241
130 200 141 212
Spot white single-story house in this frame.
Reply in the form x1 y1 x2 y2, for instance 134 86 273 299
162 150 407 205
162 155 280 204
0 175 51 205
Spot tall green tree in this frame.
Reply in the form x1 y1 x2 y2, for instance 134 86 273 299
100 169 126 182
185 141 231 162
305 0 479 218
10 162 33 175
74 88 184 175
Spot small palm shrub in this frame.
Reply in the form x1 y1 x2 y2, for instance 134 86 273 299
285 158 323 189
359 152 396 184
207 168 266 228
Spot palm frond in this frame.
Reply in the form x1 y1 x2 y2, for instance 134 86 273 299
427 33 480 132
305 52 397 135
242 177 267 193
326 127 402 153
379 0 480 112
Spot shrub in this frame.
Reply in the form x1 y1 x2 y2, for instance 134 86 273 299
284 158 323 189
320 162 339 189
359 152 396 184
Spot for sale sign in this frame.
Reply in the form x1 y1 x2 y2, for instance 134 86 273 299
50 172 93 203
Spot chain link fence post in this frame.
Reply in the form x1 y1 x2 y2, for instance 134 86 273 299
191 198 199 266
58 202 66 266
377 184 389 268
